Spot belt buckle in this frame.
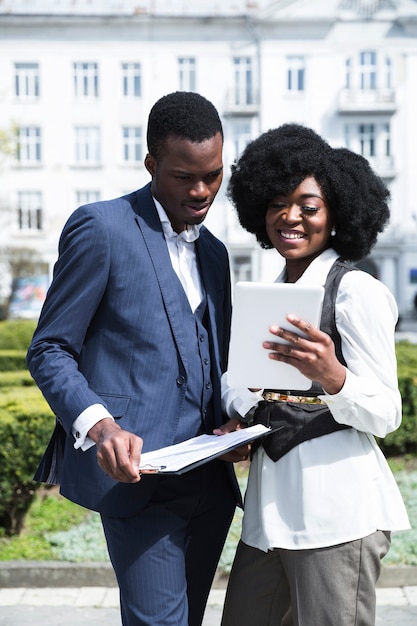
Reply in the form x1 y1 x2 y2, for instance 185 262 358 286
262 391 324 405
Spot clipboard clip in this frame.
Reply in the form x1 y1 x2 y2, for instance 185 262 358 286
137 463 167 475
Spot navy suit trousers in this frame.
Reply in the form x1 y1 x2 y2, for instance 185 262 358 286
101 459 236 626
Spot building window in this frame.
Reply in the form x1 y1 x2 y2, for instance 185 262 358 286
345 51 392 92
17 127 41 164
231 254 252 283
122 127 142 163
384 57 392 89
73 62 99 98
233 57 254 105
17 191 43 230
345 58 351 89
76 191 101 205
178 57 196 91
381 123 391 157
74 126 101 165
359 51 377 90
15 63 39 99
344 122 392 167
231 121 252 162
122 63 141 98
287 56 305 92
358 123 375 157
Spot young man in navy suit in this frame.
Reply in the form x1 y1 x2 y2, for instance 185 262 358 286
27 92 248 626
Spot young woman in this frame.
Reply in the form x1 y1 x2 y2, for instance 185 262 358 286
219 124 410 626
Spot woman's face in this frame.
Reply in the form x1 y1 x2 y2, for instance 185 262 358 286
265 176 333 282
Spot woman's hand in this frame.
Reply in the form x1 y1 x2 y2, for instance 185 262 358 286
263 314 346 395
213 418 251 463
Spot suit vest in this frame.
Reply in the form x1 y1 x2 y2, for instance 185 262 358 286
173 289 215 443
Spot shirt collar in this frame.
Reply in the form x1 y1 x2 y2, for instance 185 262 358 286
153 197 201 243
275 248 339 286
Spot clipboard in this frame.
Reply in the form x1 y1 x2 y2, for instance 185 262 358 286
138 424 275 474
227 282 324 390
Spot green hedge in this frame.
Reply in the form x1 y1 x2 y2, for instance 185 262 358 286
0 320 36 371
0 320 55 537
0 320 36 350
0 350 28 372
0 323 415 538
0 387 54 536
0 370 34 387
378 341 417 455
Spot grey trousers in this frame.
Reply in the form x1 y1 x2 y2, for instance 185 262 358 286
221 531 391 626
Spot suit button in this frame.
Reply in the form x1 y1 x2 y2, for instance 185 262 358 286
176 375 186 386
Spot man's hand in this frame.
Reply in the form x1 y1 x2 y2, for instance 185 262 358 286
88 418 143 483
213 417 251 463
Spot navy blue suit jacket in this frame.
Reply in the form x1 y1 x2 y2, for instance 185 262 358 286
27 183 240 515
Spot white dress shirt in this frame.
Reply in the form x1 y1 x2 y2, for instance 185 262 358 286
72 198 203 450
153 198 203 313
222 248 410 551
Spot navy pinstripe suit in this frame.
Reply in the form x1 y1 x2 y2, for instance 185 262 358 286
27 183 240 625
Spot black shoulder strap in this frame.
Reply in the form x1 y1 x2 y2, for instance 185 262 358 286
256 258 355 461
270 258 355 396
319 258 355 367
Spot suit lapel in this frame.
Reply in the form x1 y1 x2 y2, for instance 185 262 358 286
195 233 222 374
132 185 190 367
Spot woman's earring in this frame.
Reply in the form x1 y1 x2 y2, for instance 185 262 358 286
331 227 336 237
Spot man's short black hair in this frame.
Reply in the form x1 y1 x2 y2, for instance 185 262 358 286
147 91 223 159
228 123 390 261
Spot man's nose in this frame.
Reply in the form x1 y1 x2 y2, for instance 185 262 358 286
189 180 209 197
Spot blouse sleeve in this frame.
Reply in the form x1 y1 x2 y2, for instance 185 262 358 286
221 371 264 419
321 270 402 438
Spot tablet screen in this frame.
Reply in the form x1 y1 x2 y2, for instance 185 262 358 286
227 282 324 390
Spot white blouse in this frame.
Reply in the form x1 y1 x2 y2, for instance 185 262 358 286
222 248 410 551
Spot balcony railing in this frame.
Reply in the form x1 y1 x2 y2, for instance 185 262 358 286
224 88 260 115
338 88 396 113
367 155 396 179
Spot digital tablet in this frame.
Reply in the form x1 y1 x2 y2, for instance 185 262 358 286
227 282 325 390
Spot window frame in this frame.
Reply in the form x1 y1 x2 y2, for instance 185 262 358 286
178 57 196 92
74 126 101 165
286 55 305 92
122 126 142 164
17 191 43 231
17 126 42 165
15 62 40 100
233 56 254 106
122 62 141 98
73 62 99 98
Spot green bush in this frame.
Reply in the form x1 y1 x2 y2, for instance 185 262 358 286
0 350 28 372
378 341 417 456
0 325 415 541
0 370 35 388
0 490 88 561
0 320 36 350
0 319 35 371
0 386 54 536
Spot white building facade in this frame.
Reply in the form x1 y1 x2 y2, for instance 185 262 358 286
1 0 417 317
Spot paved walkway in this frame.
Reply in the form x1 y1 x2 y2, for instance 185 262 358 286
1 586 417 625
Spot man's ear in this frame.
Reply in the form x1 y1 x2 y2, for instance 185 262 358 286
144 153 156 177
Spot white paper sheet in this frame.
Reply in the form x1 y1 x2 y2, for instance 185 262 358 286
138 424 270 474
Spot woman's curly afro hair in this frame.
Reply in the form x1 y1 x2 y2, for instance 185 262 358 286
227 123 390 261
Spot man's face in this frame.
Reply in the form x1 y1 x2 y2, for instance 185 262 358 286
145 132 223 233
